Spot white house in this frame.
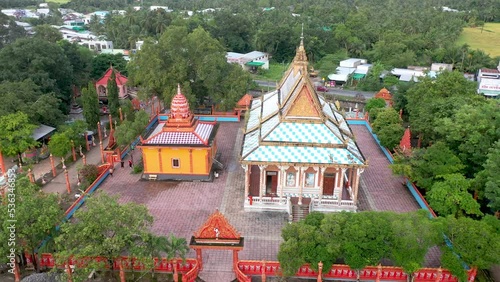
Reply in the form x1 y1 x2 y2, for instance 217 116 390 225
328 58 371 83
227 51 269 70
477 65 500 97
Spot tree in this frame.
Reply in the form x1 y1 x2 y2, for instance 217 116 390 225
91 53 127 80
55 193 188 279
388 210 439 278
59 120 88 149
0 80 40 117
59 40 93 89
0 38 73 107
81 82 100 131
377 123 405 149
438 216 500 281
107 70 120 119
481 141 500 213
0 112 38 164
427 174 482 218
0 12 26 49
405 71 478 146
341 212 392 278
364 98 386 116
115 110 149 147
0 176 63 272
392 142 465 191
48 132 71 158
29 94 66 127
33 24 63 43
371 107 401 133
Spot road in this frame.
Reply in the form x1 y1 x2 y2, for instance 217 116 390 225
253 80 375 99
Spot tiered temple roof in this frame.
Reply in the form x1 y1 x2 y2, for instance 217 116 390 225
240 38 365 166
142 85 217 146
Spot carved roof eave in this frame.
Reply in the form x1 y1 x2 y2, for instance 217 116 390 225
239 159 368 169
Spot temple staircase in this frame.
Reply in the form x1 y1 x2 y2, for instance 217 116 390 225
291 203 310 222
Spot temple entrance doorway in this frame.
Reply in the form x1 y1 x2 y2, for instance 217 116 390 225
323 173 335 195
266 171 278 195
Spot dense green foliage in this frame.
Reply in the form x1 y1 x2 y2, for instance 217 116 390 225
278 211 439 277
0 112 38 162
81 82 100 131
106 70 120 119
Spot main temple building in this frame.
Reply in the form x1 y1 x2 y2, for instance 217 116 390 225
240 38 367 216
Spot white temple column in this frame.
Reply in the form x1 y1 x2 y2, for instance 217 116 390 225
298 167 304 205
258 165 266 199
338 168 347 203
242 164 250 201
279 166 287 202
319 167 327 200
353 168 365 204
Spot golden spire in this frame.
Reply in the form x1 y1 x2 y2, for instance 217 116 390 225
292 23 308 74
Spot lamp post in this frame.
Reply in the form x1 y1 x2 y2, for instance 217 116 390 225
27 168 35 183
61 157 66 170
82 154 87 165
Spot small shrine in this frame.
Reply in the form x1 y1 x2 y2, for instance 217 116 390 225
399 126 412 154
189 209 244 270
374 87 393 107
95 66 129 101
240 35 367 216
138 85 219 181
234 94 253 115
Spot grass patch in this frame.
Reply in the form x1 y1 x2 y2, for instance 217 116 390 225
251 62 289 81
457 23 500 57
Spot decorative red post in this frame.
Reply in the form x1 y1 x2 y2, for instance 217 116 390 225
261 260 266 282
317 261 323 282
13 260 21 282
65 261 73 282
232 250 239 268
109 114 113 130
119 259 126 282
97 122 102 143
119 107 123 122
64 169 71 193
50 154 56 177
71 140 76 161
173 259 178 282
27 168 35 183
82 154 86 165
157 97 161 112
0 150 6 175
196 249 203 270
376 264 382 282
100 141 105 163
436 267 442 282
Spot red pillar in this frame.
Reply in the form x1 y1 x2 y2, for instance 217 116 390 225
317 261 323 282
13 259 20 282
100 141 105 163
109 114 113 130
71 140 76 161
0 150 6 175
64 169 71 193
232 250 239 269
65 262 73 282
173 259 178 282
376 264 382 282
196 249 203 271
261 260 266 282
50 154 56 177
97 122 102 143
119 260 126 282
82 154 86 165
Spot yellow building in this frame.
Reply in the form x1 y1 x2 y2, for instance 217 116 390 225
138 85 219 180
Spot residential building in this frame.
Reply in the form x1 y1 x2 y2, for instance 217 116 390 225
227 51 270 71
477 64 500 98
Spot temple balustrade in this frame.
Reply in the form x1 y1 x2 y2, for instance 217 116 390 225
244 196 288 212
311 198 357 212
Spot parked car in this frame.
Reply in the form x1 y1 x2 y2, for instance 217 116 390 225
316 85 328 92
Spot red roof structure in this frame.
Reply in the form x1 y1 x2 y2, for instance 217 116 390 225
237 94 253 108
375 88 393 106
399 127 411 153
96 67 128 86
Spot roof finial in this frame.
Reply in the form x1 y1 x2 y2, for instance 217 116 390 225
177 83 181 95
300 23 304 45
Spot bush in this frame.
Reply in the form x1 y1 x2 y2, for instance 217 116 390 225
132 162 143 174
79 164 99 186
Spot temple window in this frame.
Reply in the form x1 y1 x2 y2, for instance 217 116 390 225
305 173 315 187
172 158 180 168
286 172 296 187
